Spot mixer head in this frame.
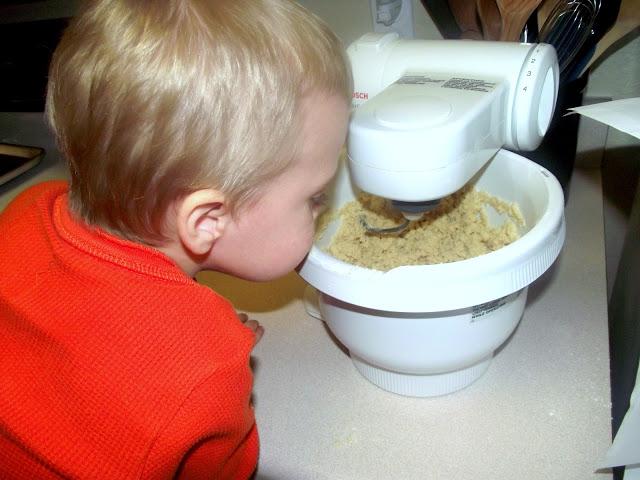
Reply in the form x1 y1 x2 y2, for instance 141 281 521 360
346 33 559 234
348 75 510 230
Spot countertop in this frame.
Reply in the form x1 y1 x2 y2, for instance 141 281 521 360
0 154 612 480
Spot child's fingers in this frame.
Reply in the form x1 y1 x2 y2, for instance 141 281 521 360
251 322 265 345
244 319 264 345
237 313 264 345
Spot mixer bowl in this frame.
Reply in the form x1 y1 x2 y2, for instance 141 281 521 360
298 149 565 397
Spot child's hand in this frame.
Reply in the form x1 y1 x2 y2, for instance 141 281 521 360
238 312 264 346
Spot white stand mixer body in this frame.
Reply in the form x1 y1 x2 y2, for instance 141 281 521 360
347 33 559 202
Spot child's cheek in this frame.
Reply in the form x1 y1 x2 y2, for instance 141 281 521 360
304 222 317 250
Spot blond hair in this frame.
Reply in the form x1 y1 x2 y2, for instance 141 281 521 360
46 0 352 244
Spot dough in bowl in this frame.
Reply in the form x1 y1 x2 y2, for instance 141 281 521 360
317 186 525 271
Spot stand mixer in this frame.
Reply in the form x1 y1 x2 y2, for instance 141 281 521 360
347 32 559 222
297 34 566 397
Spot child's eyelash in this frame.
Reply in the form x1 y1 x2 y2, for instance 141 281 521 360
311 192 327 207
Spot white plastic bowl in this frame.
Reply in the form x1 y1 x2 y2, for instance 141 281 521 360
298 149 565 397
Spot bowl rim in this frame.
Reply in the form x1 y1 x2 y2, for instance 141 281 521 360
299 149 566 312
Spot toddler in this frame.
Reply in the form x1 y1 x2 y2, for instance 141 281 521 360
0 0 351 478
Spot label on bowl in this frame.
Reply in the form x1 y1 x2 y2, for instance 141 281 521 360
471 294 511 321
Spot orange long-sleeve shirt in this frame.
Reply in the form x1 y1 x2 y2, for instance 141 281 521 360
0 181 258 479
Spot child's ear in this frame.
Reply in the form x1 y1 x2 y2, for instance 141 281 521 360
176 189 229 256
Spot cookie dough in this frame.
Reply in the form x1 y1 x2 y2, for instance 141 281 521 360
317 187 524 271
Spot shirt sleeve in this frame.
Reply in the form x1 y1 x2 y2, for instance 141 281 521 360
175 423 258 480
140 356 258 480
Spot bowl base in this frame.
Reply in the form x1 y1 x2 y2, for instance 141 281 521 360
351 354 492 397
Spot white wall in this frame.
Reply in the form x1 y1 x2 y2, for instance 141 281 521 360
587 34 640 100
295 0 442 45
